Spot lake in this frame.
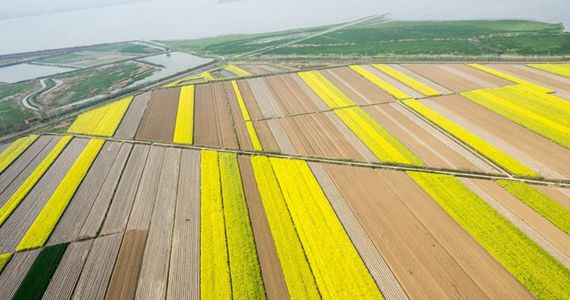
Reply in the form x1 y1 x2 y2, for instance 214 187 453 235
0 0 568 55
0 63 74 83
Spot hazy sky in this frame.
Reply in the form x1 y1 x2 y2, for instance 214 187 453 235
0 0 568 54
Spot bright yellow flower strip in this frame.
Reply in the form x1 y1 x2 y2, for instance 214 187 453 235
270 157 382 299
497 180 570 234
0 253 12 272
298 71 356 108
219 153 265 299
349 65 411 100
0 136 72 226
0 135 38 174
408 172 570 299
92 96 132 136
68 97 132 137
200 150 231 299
403 99 538 177
527 64 570 78
225 64 252 77
467 64 553 93
231 80 263 151
373 64 440 96
335 107 423 166
17 139 104 251
173 85 195 144
462 89 570 148
250 156 320 299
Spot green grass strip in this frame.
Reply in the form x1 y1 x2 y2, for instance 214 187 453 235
403 99 538 177
17 139 104 251
219 152 266 299
200 150 231 299
13 243 68 300
0 136 72 226
0 135 39 174
408 172 570 299
0 253 12 273
497 180 570 234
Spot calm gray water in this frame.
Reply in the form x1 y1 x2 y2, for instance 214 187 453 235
0 63 73 83
0 0 568 55
137 52 213 83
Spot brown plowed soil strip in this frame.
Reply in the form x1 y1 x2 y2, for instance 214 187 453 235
47 141 123 245
247 77 284 119
327 67 396 104
402 64 510 92
324 111 378 162
167 149 200 300
136 148 180 299
43 239 93 300
424 95 570 178
0 135 55 203
238 155 289 300
463 178 570 267
194 83 239 149
264 119 296 154
389 64 452 94
290 74 329 111
364 103 493 172
0 138 87 253
100 144 150 235
126 146 165 231
362 65 424 99
106 230 148 300
254 120 280 153
279 112 367 161
323 164 532 299
266 74 322 115
135 88 180 143
0 248 40 299
115 92 151 140
217 81 250 150
73 233 123 300
309 162 408 300
488 64 570 95
236 80 264 121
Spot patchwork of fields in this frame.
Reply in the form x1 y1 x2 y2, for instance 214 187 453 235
0 63 569 299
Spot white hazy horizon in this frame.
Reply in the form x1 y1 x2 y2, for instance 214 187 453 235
0 0 568 55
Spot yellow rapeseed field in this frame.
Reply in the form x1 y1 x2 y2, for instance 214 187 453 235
335 107 424 166
0 253 12 272
372 64 440 96
349 65 411 100
403 99 538 177
250 156 320 299
219 152 265 299
270 157 383 299
0 135 38 174
231 80 263 151
467 64 553 93
17 139 104 251
462 89 570 149
0 136 72 226
173 85 195 144
298 71 356 108
527 64 570 78
68 96 132 137
408 172 570 299
200 150 231 300
225 65 253 77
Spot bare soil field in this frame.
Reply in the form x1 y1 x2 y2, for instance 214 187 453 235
402 64 512 92
388 64 452 95
487 64 570 98
422 95 570 178
321 67 396 105
364 103 497 173
322 164 533 299
114 92 151 139
362 65 424 98
135 88 180 143
193 83 239 149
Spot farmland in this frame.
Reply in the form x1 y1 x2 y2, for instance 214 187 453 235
0 59 569 299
